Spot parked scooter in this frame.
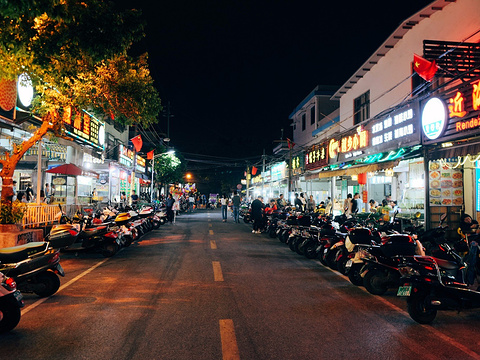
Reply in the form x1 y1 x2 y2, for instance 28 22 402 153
396 221 480 323
0 272 23 333
57 206 122 257
0 241 65 297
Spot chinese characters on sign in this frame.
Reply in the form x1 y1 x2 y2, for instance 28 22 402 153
371 109 414 146
446 80 480 134
63 107 103 147
305 143 328 170
328 127 368 160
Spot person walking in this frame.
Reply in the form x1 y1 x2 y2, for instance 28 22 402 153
220 194 228 222
344 193 353 215
131 190 139 207
294 193 303 211
307 194 316 212
25 183 34 202
165 193 175 223
232 191 241 223
276 193 287 209
188 194 195 212
300 193 307 212
251 195 265 233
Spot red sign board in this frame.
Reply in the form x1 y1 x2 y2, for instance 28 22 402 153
305 143 328 170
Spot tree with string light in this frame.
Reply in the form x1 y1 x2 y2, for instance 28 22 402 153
0 0 162 221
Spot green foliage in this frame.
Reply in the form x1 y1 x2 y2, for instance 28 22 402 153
0 0 161 127
153 148 186 187
0 201 27 224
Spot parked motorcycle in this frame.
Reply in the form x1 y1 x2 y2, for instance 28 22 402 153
396 230 480 324
0 272 23 333
0 241 65 297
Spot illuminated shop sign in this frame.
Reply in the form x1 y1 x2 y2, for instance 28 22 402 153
328 126 368 161
422 79 480 143
136 155 146 173
422 97 448 140
119 144 134 167
305 143 328 170
63 107 105 149
371 109 414 146
271 162 286 181
291 154 304 175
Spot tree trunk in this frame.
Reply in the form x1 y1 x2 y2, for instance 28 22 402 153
0 113 55 205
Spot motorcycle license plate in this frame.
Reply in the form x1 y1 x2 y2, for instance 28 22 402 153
13 290 23 303
397 285 412 297
56 263 65 277
345 259 353 268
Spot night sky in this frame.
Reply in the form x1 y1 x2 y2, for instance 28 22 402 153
115 0 435 163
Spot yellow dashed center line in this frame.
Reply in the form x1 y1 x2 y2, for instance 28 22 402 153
219 319 240 360
209 223 212 227
209 229 214 235
212 261 224 281
210 240 217 249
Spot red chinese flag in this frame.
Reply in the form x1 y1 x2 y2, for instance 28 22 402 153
131 135 143 152
413 54 438 82
147 150 154 160
287 138 295 149
252 166 258 175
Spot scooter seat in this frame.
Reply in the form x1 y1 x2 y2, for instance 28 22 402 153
83 225 108 236
0 242 49 263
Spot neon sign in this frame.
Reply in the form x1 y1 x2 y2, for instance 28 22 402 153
422 97 447 140
456 117 480 132
448 92 467 118
305 143 328 170
63 107 104 148
329 126 368 159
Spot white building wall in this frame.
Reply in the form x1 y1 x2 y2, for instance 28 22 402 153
338 0 480 128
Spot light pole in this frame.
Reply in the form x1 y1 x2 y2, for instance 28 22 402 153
150 149 174 202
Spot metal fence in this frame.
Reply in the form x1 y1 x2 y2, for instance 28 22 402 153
21 204 91 228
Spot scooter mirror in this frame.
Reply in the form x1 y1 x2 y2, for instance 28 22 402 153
440 213 447 222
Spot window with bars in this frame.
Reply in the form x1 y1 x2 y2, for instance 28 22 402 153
354 91 370 125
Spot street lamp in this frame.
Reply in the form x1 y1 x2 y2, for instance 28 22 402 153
150 149 175 202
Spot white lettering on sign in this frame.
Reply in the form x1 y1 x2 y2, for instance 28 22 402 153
372 135 383 146
384 131 393 142
372 122 383 134
394 124 414 139
394 109 413 125
384 117 392 128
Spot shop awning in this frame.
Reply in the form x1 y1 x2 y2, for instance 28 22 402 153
428 141 480 161
317 160 399 179
46 163 99 178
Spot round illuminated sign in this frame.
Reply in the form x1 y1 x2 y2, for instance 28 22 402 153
98 125 105 146
17 73 33 107
422 97 447 140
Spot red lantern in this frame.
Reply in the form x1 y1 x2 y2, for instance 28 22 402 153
357 173 367 185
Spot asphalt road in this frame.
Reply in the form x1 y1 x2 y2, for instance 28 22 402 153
1 209 480 360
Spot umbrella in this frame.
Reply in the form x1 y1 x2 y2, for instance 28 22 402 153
45 163 83 176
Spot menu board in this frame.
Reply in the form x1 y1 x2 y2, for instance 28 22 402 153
429 161 463 206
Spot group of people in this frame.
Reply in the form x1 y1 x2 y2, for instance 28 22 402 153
220 191 242 223
14 182 53 204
